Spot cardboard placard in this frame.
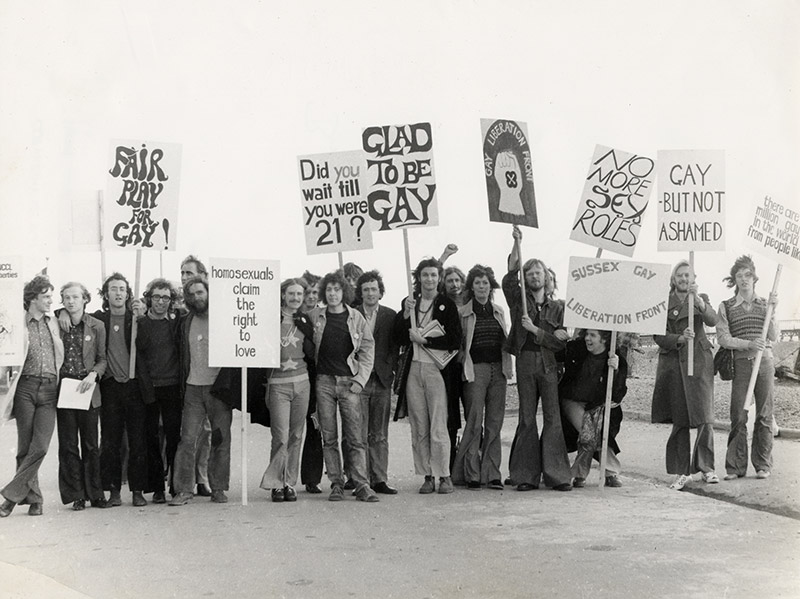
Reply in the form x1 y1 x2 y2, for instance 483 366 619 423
208 258 280 368
657 150 725 251
744 195 800 272
0 256 23 366
104 140 182 251
570 145 656 256
362 122 438 231
297 151 373 254
480 118 538 227
564 256 671 335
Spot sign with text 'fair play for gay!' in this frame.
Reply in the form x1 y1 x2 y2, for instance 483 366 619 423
297 151 373 255
0 256 24 366
570 145 656 257
657 150 725 251
104 139 182 251
209 258 280 368
564 256 671 335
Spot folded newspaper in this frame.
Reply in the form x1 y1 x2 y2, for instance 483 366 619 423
418 320 458 369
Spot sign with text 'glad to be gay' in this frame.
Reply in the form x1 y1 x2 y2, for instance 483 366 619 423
564 256 671 335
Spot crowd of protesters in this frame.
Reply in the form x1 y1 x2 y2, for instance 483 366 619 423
0 231 780 516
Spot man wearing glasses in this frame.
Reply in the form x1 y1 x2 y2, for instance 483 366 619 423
136 278 181 503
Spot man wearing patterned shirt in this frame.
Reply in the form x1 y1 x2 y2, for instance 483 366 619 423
0 275 64 517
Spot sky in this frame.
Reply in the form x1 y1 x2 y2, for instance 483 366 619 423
1 1 798 322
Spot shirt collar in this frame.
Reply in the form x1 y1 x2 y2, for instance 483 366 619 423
733 292 763 307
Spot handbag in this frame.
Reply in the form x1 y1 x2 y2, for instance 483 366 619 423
713 347 734 381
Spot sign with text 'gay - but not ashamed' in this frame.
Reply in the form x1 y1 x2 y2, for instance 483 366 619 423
564 256 671 335
209 258 280 368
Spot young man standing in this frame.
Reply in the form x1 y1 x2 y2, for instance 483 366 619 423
0 276 64 517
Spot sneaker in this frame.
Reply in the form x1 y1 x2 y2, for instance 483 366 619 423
329 485 344 502
605 475 622 488
756 470 771 479
210 490 228 503
168 492 193 506
438 477 454 494
702 472 720 484
723 473 741 481
419 476 435 494
356 486 379 503
669 474 691 491
572 477 586 488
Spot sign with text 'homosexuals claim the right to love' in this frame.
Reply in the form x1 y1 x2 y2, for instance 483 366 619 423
564 256 671 335
208 258 280 368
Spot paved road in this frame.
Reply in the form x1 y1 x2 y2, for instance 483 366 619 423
0 413 798 599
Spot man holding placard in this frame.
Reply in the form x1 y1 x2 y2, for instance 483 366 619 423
55 282 108 510
0 276 64 518
716 255 779 480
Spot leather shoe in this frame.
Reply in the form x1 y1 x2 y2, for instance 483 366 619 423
271 488 285 502
0 499 16 517
305 483 322 494
28 503 43 516
605 475 622 488
283 486 297 502
488 480 504 490
373 482 398 495
516 483 538 492
196 484 212 497
132 491 147 507
343 479 356 490
504 477 514 486
552 483 573 492
90 498 108 509
72 499 86 511
152 491 167 504
107 490 122 507
467 481 481 490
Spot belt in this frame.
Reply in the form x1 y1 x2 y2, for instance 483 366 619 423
20 374 57 383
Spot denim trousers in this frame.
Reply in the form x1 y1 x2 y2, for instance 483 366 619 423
315 374 369 488
261 379 310 489
726 356 774 475
1 375 58 504
509 351 571 487
172 385 232 494
405 361 451 478
358 373 392 485
57 402 102 504
452 362 506 484
145 384 182 494
99 378 147 492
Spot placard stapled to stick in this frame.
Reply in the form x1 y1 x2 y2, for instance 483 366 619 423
480 118 538 228
297 151 373 254
0 256 23 366
564 256 671 335
362 122 438 231
104 140 182 251
570 145 656 256
208 258 280 368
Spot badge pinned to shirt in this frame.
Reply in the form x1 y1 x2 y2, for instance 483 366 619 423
113 325 120 332
198 334 204 341
85 335 92 342
672 310 679 316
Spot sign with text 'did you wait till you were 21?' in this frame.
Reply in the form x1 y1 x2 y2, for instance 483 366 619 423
209 258 280 368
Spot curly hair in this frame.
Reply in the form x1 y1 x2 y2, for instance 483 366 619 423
412 258 443 297
143 278 177 308
723 255 758 290
319 270 353 306
23 275 54 310
355 270 385 303
100 272 132 312
463 264 499 303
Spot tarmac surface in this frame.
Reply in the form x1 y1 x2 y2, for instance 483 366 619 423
0 411 798 599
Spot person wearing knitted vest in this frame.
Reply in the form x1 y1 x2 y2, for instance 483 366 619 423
716 255 779 480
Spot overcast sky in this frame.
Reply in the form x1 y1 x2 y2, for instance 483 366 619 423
1 1 798 320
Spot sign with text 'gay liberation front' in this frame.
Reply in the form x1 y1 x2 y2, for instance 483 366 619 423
570 145 656 257
297 151 373 254
209 258 280 368
480 118 538 228
0 256 24 366
564 256 671 335
744 195 800 272
104 140 182 251
362 122 438 231
657 150 725 251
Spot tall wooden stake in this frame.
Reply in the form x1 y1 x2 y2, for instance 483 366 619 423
402 229 417 328
599 331 618 490
241 367 249 506
128 250 142 378
744 264 782 410
687 251 695 377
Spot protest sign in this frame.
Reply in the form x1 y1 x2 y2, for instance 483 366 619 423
744 195 800 271
59 194 102 251
480 118 538 227
564 256 671 335
362 122 438 231
297 151 373 254
208 258 280 368
0 256 23 366
570 145 656 257
657 150 725 251
104 140 182 251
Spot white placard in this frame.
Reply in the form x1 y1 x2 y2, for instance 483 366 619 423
743 195 800 272
0 256 24 366
57 379 96 410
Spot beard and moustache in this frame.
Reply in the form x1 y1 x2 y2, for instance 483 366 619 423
185 293 208 314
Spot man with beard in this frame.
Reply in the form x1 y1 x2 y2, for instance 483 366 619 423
502 226 572 492
169 276 232 506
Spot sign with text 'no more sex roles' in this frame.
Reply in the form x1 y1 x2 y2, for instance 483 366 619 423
104 139 182 251
570 145 656 257
564 256 671 335
297 151 373 254
0 256 24 366
362 122 438 232
657 150 725 251
209 258 280 368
